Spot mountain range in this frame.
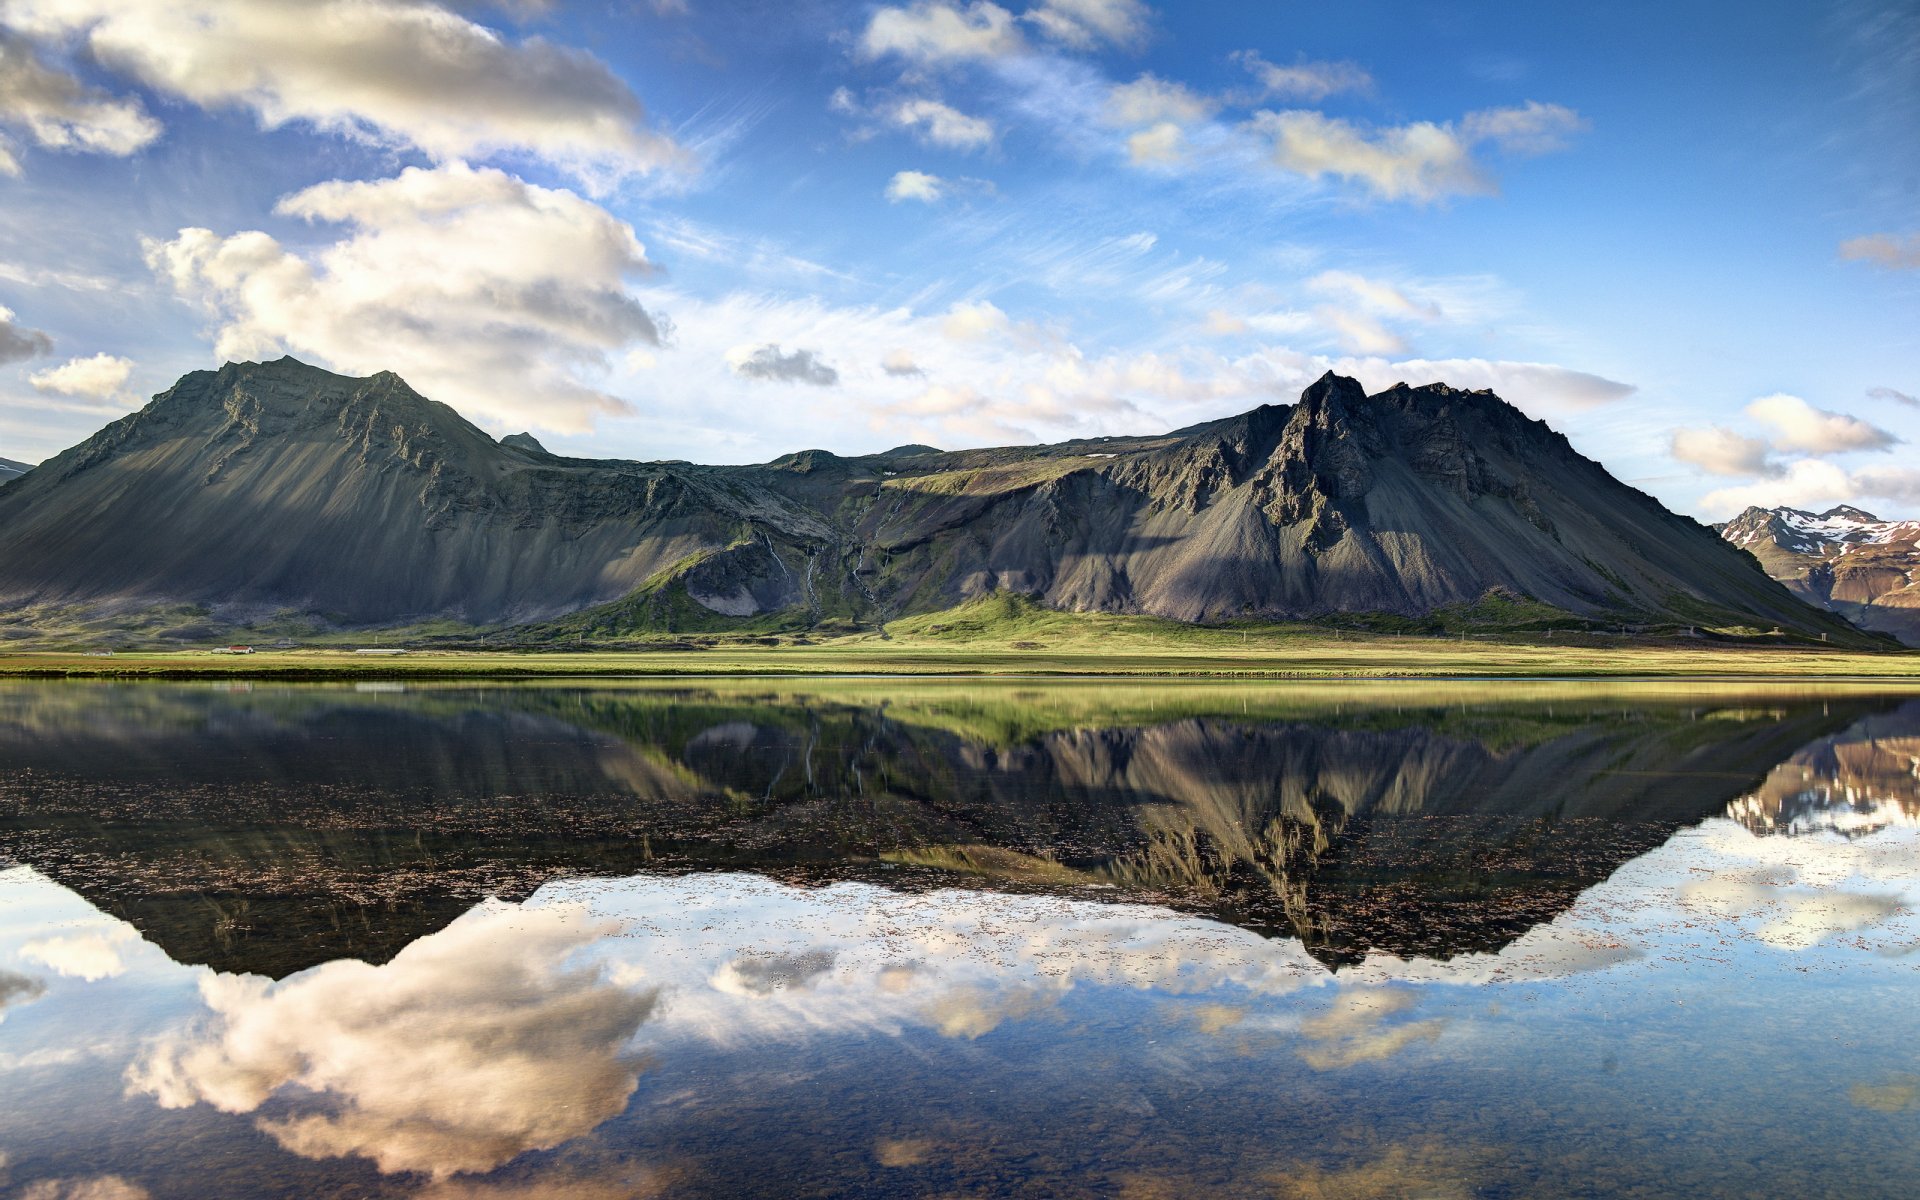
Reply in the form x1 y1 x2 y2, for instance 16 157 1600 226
0 356 1876 644
0 457 28 483
1717 505 1920 646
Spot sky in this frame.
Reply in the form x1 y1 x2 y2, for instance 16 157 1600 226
0 0 1914 521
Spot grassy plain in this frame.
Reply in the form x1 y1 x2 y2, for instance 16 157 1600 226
1 595 1915 681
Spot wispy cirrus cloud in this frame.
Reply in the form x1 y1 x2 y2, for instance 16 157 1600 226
1840 232 1920 269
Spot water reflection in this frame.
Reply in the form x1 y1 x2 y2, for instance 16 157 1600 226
0 681 1902 976
1 681 1919 1197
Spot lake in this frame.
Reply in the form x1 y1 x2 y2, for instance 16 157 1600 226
1 678 1917 1198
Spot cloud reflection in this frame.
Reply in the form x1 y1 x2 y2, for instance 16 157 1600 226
126 902 656 1179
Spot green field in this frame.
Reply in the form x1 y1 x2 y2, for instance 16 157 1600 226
2 593 1915 680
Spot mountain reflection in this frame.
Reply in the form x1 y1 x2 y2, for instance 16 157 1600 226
1727 700 1920 837
0 681 1911 976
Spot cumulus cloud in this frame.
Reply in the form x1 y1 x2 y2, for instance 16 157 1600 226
1701 458 1858 515
1024 0 1150 50
859 1 1023 64
887 97 994 149
939 298 1013 341
6 0 684 189
882 349 925 376
1248 101 1584 202
1745 393 1899 455
19 930 131 980
0 304 52 363
1230 50 1371 101
0 30 161 174
1840 233 1920 270
143 162 662 434
885 169 945 202
127 900 656 1179
1104 73 1214 126
1671 426 1780 478
28 353 133 402
1126 121 1185 164
730 344 839 386
1868 386 1918 408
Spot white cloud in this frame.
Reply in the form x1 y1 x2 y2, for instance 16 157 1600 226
0 30 160 174
1850 465 1920 504
1104 73 1214 126
1459 100 1587 154
887 97 994 149
0 303 52 363
126 900 656 1180
144 162 661 435
1307 270 1444 321
885 169 946 202
19 930 131 980
1247 101 1584 202
1317 308 1406 355
1671 426 1779 478
1024 0 1150 51
1249 110 1484 202
1868 386 1918 408
1231 50 1371 101
940 298 1012 341
6 0 685 189
28 353 133 402
1840 232 1920 270
1745 393 1899 454
1330 355 1636 412
1701 458 1857 514
882 349 925 376
858 1 1023 64
729 343 839 386
1126 121 1185 164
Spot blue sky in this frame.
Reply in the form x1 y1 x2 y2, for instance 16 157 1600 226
0 0 1914 519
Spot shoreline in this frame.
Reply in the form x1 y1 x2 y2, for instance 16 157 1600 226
4 641 1918 681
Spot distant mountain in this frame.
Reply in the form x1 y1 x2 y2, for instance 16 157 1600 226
0 457 29 482
1717 505 1920 646
0 357 1872 641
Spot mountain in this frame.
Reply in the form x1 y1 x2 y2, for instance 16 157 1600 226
1716 505 1920 646
0 457 29 482
0 356 1872 641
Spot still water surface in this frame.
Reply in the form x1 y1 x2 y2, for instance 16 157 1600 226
0 679 1917 1198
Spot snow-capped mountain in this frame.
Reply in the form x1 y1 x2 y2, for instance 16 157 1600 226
1717 505 1920 645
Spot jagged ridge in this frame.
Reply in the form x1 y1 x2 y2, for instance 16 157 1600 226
0 358 1874 641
